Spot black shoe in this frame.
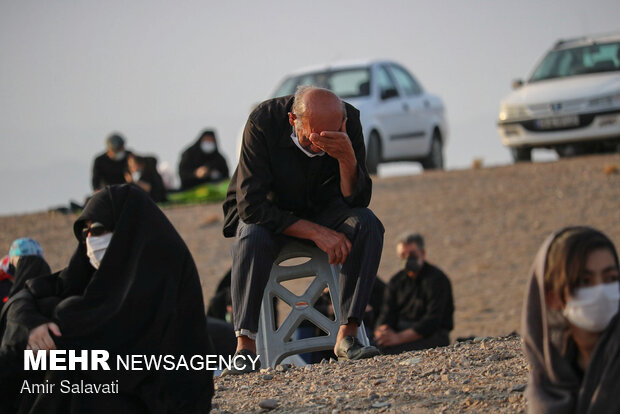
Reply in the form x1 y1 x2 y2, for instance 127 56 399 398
221 349 261 376
334 336 380 360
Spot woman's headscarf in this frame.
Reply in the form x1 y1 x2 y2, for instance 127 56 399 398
522 226 620 413
22 184 213 413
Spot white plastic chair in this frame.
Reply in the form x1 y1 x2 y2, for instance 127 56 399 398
256 240 369 368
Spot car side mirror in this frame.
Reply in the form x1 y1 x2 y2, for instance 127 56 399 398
381 88 399 100
511 79 524 90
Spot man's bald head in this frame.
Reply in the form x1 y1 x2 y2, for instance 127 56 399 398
292 86 346 127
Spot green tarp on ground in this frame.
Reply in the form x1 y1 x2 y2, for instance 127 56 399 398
161 180 229 207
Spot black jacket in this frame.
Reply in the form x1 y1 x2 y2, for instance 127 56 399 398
222 95 371 237
91 152 131 191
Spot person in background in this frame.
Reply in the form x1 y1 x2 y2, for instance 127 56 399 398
0 238 51 404
375 233 454 354
522 226 620 413
178 129 229 190
91 133 132 191
124 153 167 202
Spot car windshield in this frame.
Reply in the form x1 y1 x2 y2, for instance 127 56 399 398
272 67 371 99
529 41 620 82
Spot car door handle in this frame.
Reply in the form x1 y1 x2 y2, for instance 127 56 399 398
402 103 409 111
424 100 430 108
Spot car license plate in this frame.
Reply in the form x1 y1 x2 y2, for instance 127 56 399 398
536 115 579 129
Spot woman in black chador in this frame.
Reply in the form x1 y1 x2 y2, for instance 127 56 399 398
178 129 229 190
1 184 213 414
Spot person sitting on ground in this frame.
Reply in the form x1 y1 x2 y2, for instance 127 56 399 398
222 86 383 374
0 238 50 314
522 226 620 413
375 233 454 354
124 153 167 202
0 184 213 413
178 129 230 190
91 133 132 191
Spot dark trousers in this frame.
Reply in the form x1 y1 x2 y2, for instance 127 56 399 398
380 329 451 355
230 207 384 334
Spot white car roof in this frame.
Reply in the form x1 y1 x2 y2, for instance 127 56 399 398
553 32 620 50
285 59 394 76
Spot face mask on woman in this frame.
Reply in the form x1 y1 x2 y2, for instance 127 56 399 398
201 142 216 154
86 233 113 269
563 281 620 332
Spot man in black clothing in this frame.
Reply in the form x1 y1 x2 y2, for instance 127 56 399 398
222 86 383 373
375 233 454 354
91 133 131 191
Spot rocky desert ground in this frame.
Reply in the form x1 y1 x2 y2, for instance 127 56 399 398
3 153 620 412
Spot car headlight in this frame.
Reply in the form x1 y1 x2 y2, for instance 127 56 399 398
588 92 620 108
499 104 528 121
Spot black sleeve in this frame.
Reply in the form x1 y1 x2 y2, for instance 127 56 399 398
375 276 399 329
178 149 198 189
342 105 372 208
410 274 452 337
235 118 299 234
92 156 102 191
213 153 230 180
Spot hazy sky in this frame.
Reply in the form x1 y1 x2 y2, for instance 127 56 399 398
1 0 618 215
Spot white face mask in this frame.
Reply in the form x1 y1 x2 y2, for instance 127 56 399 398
112 150 126 161
86 233 113 270
563 281 620 332
201 142 216 154
131 170 142 182
290 128 325 158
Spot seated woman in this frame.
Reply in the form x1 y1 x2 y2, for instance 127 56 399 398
178 129 229 190
522 226 620 413
1 184 212 413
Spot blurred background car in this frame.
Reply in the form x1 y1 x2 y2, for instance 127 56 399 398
498 33 620 162
271 59 448 173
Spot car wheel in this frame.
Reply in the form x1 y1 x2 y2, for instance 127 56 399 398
422 132 444 170
511 147 531 163
556 144 584 158
366 132 381 175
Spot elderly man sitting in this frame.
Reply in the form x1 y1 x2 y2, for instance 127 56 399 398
222 86 384 374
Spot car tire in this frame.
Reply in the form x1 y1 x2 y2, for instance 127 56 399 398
366 132 381 175
511 147 531 163
422 132 444 170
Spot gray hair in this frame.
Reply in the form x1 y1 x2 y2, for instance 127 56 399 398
398 233 425 250
292 85 347 128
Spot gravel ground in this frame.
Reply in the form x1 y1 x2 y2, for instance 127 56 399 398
2 154 620 412
212 334 527 413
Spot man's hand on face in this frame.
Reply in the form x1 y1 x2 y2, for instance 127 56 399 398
309 119 356 164
312 225 352 265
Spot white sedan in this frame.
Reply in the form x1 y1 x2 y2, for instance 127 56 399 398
498 33 620 162
271 59 448 173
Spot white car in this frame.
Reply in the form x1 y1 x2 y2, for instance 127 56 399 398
498 33 620 162
271 59 448 173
